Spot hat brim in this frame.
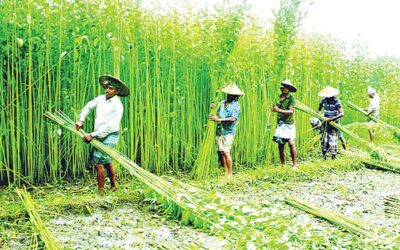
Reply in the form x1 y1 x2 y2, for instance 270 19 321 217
222 90 245 96
281 84 297 93
221 83 245 96
318 90 339 98
99 75 130 97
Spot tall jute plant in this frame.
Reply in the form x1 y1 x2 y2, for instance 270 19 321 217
2 0 400 186
271 0 304 82
191 7 245 180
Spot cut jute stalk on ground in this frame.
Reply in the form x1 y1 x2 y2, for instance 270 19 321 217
15 187 63 250
343 149 400 174
384 195 400 218
285 195 382 240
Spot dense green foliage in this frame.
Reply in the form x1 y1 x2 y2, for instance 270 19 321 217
1 0 400 184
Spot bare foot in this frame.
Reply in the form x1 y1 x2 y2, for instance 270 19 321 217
227 174 233 179
111 186 117 192
99 188 105 197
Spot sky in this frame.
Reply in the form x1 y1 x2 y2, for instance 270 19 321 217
251 0 400 58
143 0 400 58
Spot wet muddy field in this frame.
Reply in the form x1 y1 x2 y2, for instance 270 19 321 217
4 165 400 249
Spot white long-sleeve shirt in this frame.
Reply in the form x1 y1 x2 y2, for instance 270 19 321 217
78 95 123 138
368 94 380 118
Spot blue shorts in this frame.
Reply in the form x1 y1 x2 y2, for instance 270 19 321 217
90 132 119 164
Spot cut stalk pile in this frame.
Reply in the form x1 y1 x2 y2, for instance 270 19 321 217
285 195 381 239
15 187 62 250
384 195 400 218
192 101 219 180
343 149 400 174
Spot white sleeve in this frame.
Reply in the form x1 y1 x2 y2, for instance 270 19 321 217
78 97 99 122
368 98 379 113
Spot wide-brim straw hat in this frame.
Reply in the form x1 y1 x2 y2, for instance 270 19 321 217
318 86 339 98
99 75 130 97
281 80 297 93
221 82 244 96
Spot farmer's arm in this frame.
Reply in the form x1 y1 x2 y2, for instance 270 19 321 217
210 116 236 122
76 97 100 130
271 105 294 115
271 96 295 115
210 103 240 122
327 107 344 122
365 99 378 117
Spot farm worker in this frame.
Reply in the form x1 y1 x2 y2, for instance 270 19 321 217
75 75 129 196
317 86 344 160
209 82 244 178
310 116 346 150
271 80 297 169
363 86 380 142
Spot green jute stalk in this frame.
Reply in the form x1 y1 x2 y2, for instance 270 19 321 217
295 100 388 161
44 110 286 248
347 101 400 143
16 187 63 250
43 110 215 230
192 101 219 180
343 150 400 174
285 195 381 240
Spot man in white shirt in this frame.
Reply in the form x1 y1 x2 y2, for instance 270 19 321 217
364 86 380 142
75 75 129 196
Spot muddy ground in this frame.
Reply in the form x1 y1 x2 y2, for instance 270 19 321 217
2 162 400 249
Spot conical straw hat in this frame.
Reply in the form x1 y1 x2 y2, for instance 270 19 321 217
281 79 297 93
318 86 339 98
221 82 244 96
99 75 130 97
